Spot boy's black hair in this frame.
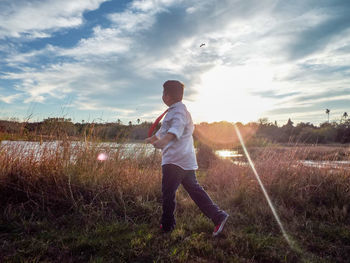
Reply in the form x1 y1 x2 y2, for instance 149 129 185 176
163 80 184 101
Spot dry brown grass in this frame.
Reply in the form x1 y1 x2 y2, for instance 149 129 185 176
0 141 162 223
1 141 350 262
245 145 350 161
204 146 350 231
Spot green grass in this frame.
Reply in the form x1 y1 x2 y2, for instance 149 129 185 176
1 142 350 262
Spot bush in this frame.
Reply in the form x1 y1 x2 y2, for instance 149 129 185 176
196 143 217 169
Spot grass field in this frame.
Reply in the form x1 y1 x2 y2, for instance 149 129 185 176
1 141 350 262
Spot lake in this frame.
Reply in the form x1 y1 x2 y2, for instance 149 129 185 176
1 140 349 170
215 147 350 170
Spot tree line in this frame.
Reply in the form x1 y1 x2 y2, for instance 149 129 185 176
0 116 349 145
0 117 152 142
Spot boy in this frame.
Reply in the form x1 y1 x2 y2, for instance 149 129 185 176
146 80 228 236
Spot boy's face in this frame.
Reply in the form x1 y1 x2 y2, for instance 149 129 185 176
162 90 172 106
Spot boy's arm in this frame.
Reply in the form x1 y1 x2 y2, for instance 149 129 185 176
152 133 175 149
146 110 185 149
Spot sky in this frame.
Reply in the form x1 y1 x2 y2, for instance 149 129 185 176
0 0 349 125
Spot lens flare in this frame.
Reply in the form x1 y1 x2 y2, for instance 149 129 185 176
234 123 297 250
97 153 108 161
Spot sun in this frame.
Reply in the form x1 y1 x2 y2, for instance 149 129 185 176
186 64 275 123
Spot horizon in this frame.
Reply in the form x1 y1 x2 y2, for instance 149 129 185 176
0 114 342 127
1 0 349 125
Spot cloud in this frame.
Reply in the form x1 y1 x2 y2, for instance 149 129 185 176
1 0 350 123
0 93 22 103
0 0 108 39
263 86 350 124
108 10 155 32
4 45 58 65
251 90 300 99
291 88 350 105
59 27 132 58
271 0 350 60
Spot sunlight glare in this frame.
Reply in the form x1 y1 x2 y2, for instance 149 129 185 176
234 123 298 251
187 64 275 123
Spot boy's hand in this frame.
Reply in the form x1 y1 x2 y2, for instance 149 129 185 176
152 133 175 149
145 135 157 144
152 139 166 149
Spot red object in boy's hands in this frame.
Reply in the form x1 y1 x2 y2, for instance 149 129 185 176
148 109 168 137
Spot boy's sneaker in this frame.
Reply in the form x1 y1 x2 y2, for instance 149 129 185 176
213 215 229 236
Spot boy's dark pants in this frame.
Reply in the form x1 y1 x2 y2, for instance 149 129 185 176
161 164 228 230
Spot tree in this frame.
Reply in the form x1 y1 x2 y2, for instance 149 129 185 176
258 118 269 126
280 118 294 142
286 118 294 127
325 109 330 123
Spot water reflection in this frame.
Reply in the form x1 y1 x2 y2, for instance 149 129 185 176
1 141 349 169
215 150 243 158
215 148 350 170
0 140 156 162
298 160 350 170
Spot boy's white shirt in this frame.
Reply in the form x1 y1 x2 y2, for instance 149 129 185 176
155 101 198 170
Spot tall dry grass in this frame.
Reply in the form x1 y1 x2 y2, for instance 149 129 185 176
0 141 162 223
1 141 350 262
245 145 350 161
1 141 349 223
203 146 350 255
